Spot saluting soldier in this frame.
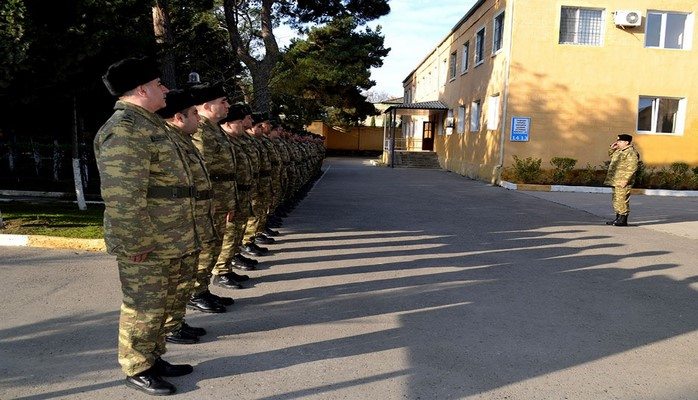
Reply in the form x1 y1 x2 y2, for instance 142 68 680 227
604 134 640 226
95 56 197 396
156 89 217 344
188 81 239 313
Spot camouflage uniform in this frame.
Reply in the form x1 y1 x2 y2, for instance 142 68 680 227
213 135 255 276
272 137 292 206
242 133 273 244
604 144 640 216
191 117 238 296
260 135 283 215
94 101 199 377
162 123 217 332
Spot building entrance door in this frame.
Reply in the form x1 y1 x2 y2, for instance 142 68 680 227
422 121 434 151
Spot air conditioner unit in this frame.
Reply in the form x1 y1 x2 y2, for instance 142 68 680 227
614 10 642 27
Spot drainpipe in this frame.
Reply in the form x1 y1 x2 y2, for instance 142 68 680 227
390 109 396 168
496 0 515 183
382 113 388 164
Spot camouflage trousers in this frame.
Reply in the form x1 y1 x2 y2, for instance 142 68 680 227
213 204 252 276
193 211 226 296
116 252 197 376
244 182 272 242
612 185 632 215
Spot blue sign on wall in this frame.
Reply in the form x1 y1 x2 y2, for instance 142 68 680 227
510 117 530 142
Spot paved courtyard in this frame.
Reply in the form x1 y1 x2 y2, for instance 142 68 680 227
2 156 698 399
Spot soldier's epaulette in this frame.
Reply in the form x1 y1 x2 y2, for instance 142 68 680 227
115 109 137 128
150 134 169 142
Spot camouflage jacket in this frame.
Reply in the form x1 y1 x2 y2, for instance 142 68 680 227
192 117 239 212
165 123 218 243
604 144 640 186
94 101 198 258
228 136 254 211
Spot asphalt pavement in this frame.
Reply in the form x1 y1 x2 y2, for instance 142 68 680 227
2 156 698 400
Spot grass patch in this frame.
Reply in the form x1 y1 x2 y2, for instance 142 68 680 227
0 201 104 239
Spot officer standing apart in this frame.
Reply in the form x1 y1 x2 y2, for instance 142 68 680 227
95 57 198 396
604 134 640 227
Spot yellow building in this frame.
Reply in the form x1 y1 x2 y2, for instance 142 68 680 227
392 0 698 183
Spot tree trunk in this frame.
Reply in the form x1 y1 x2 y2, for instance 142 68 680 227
153 0 177 89
52 139 61 182
223 0 280 112
72 96 87 211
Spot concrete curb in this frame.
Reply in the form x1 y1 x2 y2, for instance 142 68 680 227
499 180 698 197
0 234 106 252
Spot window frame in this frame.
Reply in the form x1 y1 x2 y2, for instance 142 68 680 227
492 10 505 55
461 42 470 74
644 11 694 50
559 6 605 46
636 96 686 135
448 51 457 81
470 100 481 132
487 94 500 130
474 26 486 66
457 105 466 134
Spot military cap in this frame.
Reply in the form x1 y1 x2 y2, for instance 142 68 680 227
222 102 251 123
102 56 161 97
190 81 227 105
157 89 197 119
251 111 270 125
617 134 633 143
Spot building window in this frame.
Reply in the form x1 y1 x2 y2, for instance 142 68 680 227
470 100 481 132
461 42 470 73
441 58 447 86
493 11 505 54
457 105 466 134
446 109 454 135
448 51 457 80
487 95 500 130
559 7 604 46
645 11 693 50
637 96 686 135
475 27 485 66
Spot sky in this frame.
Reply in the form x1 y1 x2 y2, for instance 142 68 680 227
274 0 480 99
367 0 479 98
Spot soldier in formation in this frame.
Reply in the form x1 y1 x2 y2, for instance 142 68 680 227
96 57 326 396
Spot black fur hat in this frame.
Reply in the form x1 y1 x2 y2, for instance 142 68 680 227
190 81 227 105
617 134 633 143
157 89 197 119
251 111 270 125
102 56 161 97
220 102 251 123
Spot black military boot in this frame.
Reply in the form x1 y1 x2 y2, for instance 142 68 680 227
613 214 628 226
165 328 199 344
235 253 258 266
254 233 275 244
606 214 620 225
187 294 226 313
181 322 206 336
125 369 176 396
201 290 235 306
213 274 243 289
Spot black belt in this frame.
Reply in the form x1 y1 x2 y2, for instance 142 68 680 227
195 189 212 200
209 173 236 182
259 171 271 178
147 186 196 199
237 184 252 191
